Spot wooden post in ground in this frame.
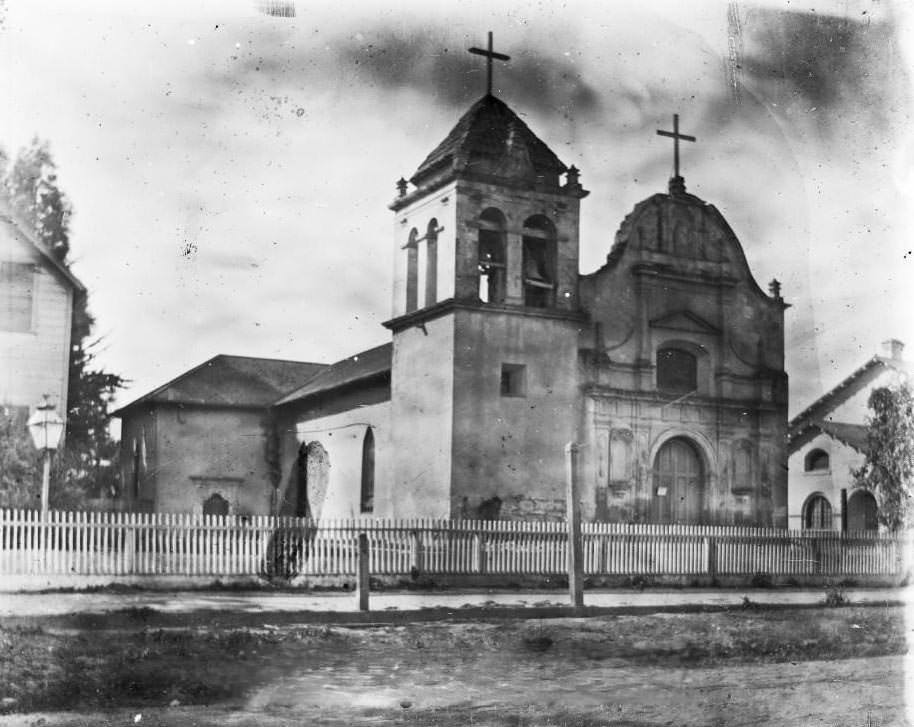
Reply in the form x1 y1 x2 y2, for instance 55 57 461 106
357 532 370 612
840 489 848 532
565 442 584 610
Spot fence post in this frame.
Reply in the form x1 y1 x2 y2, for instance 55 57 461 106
566 442 584 610
473 532 486 574
357 532 370 612
410 528 423 574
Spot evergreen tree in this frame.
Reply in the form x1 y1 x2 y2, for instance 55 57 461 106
2 138 125 505
852 382 914 532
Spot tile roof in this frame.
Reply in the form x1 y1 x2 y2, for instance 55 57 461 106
816 421 869 452
274 342 392 406
787 420 869 456
114 355 327 414
788 355 911 432
410 94 566 188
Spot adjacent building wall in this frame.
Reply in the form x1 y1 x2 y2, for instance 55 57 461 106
0 223 74 428
787 432 863 530
289 401 390 520
121 405 274 516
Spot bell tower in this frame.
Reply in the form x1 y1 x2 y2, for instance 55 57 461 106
384 34 589 520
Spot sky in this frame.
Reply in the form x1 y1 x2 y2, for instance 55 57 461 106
0 0 912 425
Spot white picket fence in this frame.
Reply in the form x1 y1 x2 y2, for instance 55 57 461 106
0 508 907 579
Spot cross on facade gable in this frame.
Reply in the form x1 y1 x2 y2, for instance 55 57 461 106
656 114 696 180
469 31 510 96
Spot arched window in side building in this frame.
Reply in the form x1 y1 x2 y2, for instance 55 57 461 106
478 208 506 304
803 493 833 530
657 347 697 394
804 448 830 472
405 228 419 313
522 215 557 308
425 219 438 307
360 427 375 514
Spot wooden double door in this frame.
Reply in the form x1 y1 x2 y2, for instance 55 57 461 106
651 437 705 524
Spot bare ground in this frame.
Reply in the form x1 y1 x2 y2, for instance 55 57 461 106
0 603 910 726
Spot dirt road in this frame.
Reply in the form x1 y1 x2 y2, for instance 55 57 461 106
0 605 910 726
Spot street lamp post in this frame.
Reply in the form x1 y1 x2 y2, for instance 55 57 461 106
27 397 65 516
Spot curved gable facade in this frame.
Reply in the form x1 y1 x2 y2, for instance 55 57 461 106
576 182 789 526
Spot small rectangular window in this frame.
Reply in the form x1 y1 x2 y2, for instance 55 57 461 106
1 262 34 332
500 363 526 397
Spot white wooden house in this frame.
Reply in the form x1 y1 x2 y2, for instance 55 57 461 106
0 203 84 440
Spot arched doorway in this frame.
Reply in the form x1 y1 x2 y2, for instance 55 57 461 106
202 493 229 516
651 437 704 523
847 490 878 531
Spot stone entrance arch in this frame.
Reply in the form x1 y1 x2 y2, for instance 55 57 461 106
651 436 705 524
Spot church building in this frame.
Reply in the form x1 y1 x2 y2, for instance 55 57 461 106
272 40 789 527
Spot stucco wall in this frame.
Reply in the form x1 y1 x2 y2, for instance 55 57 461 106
288 401 391 520
389 315 455 518
787 432 864 530
150 406 273 515
450 308 582 520
0 223 74 429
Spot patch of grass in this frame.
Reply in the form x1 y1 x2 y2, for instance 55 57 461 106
824 586 848 607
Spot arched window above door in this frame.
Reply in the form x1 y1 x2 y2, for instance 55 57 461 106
657 347 697 394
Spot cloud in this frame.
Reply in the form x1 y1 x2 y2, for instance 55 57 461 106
738 8 910 134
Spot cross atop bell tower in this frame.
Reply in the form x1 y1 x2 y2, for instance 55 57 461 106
468 31 510 96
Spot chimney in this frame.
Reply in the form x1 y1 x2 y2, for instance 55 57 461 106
881 339 904 361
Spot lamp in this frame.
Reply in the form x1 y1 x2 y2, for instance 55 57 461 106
27 397 65 515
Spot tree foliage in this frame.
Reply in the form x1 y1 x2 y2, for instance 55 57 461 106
0 413 40 509
1 138 125 506
852 382 914 532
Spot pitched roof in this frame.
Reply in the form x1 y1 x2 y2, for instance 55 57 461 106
788 355 911 433
114 355 327 414
410 94 566 188
787 420 869 456
817 421 869 452
0 203 85 293
275 342 392 406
